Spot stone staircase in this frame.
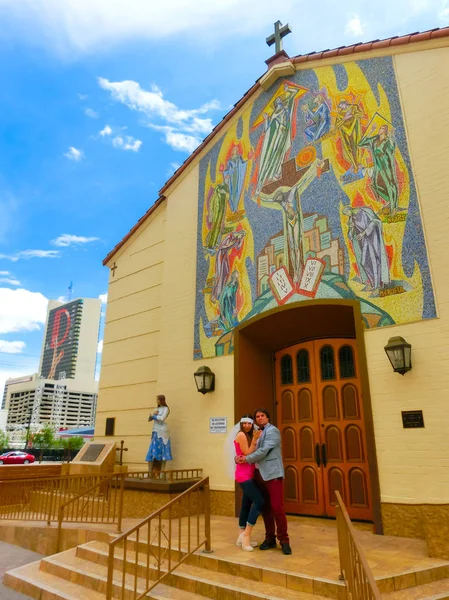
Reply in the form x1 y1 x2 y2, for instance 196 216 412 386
4 535 449 600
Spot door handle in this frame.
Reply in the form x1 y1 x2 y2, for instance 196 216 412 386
315 443 321 467
321 443 328 468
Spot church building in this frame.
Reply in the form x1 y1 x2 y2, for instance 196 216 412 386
94 24 449 552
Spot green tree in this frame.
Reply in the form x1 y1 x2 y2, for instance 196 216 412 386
59 436 85 462
0 429 9 451
32 424 57 463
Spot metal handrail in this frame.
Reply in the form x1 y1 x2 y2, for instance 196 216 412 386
125 468 203 481
335 491 381 600
106 476 211 600
0 473 111 522
56 473 126 552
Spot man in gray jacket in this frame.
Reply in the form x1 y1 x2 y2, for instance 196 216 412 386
236 408 292 555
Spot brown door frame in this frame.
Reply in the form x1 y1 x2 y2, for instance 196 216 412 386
233 298 383 535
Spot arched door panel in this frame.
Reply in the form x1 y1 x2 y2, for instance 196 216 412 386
276 338 372 521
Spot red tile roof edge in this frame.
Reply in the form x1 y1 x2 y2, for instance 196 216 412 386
103 25 449 266
293 26 449 63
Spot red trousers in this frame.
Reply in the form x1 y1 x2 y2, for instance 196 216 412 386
255 470 289 544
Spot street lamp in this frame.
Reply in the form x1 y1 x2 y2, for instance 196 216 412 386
384 336 412 375
194 366 215 394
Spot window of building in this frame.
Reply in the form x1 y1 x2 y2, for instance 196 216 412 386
105 418 115 436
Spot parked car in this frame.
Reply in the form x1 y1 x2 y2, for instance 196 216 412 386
0 451 35 465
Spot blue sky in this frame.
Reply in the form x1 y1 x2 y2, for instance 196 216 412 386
0 0 447 392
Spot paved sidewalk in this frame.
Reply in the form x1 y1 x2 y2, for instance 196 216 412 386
0 541 43 599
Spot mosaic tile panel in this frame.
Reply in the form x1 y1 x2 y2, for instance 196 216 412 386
194 56 436 359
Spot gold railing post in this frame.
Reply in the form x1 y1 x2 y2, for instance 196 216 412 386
47 480 56 525
56 505 64 553
335 490 381 600
106 543 114 600
203 479 212 554
335 503 346 582
117 474 125 533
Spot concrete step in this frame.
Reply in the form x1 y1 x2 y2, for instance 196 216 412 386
382 578 449 600
71 540 334 599
4 551 207 600
83 538 346 598
3 559 105 600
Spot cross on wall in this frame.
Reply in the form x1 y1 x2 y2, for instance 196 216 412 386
111 262 117 277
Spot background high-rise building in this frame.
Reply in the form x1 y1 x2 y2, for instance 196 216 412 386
39 298 101 386
3 297 101 438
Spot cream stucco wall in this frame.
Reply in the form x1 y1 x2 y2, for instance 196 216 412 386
95 41 449 503
95 203 167 465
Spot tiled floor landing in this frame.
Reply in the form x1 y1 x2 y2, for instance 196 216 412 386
2 515 449 599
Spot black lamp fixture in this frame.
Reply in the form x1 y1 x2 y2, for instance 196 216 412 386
384 336 412 375
194 366 215 394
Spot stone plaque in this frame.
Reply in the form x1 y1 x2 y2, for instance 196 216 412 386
80 444 105 462
401 410 424 429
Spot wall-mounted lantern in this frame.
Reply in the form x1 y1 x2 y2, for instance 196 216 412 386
194 366 215 394
384 336 412 375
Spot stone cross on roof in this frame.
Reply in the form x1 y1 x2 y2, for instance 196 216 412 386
266 20 292 55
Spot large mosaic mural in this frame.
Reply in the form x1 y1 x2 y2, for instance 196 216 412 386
194 56 436 359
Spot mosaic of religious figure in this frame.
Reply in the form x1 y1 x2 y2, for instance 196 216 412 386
205 182 229 250
359 123 399 214
194 56 436 359
343 206 390 294
253 83 304 193
221 145 251 213
302 92 331 142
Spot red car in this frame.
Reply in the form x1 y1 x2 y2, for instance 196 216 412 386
0 451 35 465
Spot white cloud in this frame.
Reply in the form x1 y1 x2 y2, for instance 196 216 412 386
64 146 83 161
99 78 219 153
99 124 112 136
345 14 364 36
98 293 108 304
0 1 299 56
51 233 99 247
148 125 201 153
84 107 98 118
0 250 60 261
0 288 48 334
0 271 10 276
98 78 219 127
0 278 21 286
112 135 142 152
77 93 88 100
0 367 38 400
439 1 449 22
97 339 103 354
0 340 26 354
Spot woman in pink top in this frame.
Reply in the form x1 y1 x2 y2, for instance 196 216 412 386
234 415 264 551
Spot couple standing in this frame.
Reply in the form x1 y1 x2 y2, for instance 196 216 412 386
233 408 292 555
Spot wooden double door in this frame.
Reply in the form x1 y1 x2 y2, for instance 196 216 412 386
275 339 372 521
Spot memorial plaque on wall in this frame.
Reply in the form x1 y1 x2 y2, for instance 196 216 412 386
80 444 105 462
401 410 424 429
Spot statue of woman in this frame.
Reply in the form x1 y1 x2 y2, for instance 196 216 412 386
146 395 173 478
